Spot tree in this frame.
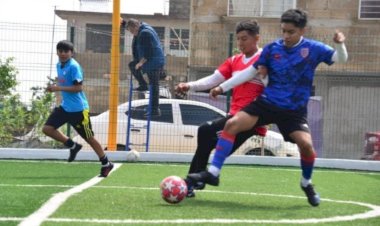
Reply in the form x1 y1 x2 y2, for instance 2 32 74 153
0 57 18 100
0 57 56 147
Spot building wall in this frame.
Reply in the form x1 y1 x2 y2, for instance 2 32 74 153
189 0 380 160
314 75 380 159
189 0 380 75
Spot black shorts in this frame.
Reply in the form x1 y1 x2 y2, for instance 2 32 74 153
241 98 310 143
45 106 94 140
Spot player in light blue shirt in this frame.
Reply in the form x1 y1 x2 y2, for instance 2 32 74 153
56 57 89 112
187 9 348 207
42 40 114 177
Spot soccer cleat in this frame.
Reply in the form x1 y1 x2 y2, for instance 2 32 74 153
301 183 320 207
187 171 219 186
100 162 114 177
193 181 206 190
184 178 196 198
68 143 82 162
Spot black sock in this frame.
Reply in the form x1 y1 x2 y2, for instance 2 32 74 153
64 139 75 148
100 155 109 165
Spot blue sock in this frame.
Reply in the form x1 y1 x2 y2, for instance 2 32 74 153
300 151 316 182
211 131 235 170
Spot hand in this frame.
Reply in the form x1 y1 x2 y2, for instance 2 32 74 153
46 84 59 92
257 65 268 79
333 30 345 44
135 62 143 70
175 83 190 93
209 86 223 99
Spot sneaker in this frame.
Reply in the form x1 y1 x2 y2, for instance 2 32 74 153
301 183 320 207
133 86 148 91
184 178 196 198
187 171 219 186
68 143 82 162
100 162 114 177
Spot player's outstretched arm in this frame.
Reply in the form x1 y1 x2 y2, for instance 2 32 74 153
332 30 348 63
185 71 226 92
218 65 258 93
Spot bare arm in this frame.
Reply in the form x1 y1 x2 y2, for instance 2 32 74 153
47 83 83 93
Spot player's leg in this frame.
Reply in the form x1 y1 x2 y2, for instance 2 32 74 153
209 111 259 176
289 130 320 206
70 110 113 177
187 111 259 186
185 117 228 197
188 117 229 174
42 107 80 155
278 109 320 207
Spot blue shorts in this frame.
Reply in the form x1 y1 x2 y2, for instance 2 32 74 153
241 98 310 143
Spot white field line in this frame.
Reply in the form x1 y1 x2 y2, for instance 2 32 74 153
0 184 379 225
17 163 122 226
1 159 379 175
44 188 380 224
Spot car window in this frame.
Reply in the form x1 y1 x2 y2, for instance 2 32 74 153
126 104 173 123
179 104 224 126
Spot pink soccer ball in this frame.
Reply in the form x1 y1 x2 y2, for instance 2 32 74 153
160 176 188 204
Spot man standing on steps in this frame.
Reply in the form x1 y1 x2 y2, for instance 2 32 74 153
121 18 166 117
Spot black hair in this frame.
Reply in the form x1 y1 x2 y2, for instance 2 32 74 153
56 40 74 52
235 20 260 36
281 9 308 28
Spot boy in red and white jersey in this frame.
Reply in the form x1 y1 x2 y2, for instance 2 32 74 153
176 20 267 197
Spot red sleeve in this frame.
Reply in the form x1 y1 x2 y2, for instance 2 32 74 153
217 57 233 80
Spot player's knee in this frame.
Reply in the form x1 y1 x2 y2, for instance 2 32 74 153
224 118 240 134
297 141 314 154
198 123 213 137
42 125 53 136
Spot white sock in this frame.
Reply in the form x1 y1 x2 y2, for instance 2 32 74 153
208 165 220 177
301 177 311 187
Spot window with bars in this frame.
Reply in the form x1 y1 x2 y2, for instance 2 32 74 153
359 0 380 19
170 28 189 51
228 0 296 18
85 24 125 53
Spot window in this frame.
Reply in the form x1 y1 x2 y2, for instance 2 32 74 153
170 28 189 51
228 0 296 18
359 0 380 19
126 104 173 123
86 24 124 53
180 104 224 126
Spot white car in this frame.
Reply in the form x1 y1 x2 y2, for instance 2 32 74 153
73 98 299 157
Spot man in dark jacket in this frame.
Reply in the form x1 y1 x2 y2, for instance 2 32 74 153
122 18 166 117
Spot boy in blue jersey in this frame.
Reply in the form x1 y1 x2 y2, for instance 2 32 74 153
42 40 114 177
187 9 348 207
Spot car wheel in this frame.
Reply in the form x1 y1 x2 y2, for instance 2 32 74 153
245 148 275 156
